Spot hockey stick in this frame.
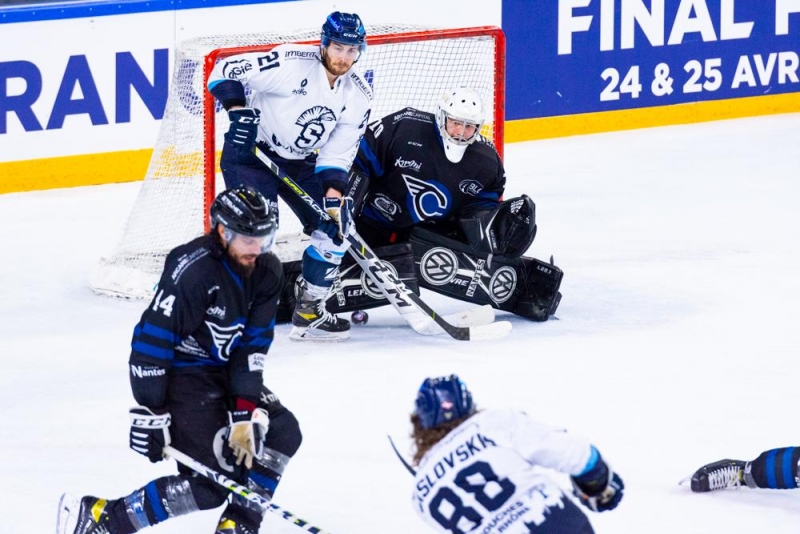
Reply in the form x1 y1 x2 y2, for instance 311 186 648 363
254 146 512 341
163 446 332 534
387 435 416 476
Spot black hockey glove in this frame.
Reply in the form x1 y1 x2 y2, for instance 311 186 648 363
571 466 624 513
225 108 261 153
129 406 171 463
320 196 354 245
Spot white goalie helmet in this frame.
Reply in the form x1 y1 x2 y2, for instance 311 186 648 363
436 87 485 163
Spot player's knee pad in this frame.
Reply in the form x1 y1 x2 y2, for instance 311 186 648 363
264 406 303 457
410 227 563 321
324 242 419 313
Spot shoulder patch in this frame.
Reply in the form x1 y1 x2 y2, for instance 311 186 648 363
349 71 374 100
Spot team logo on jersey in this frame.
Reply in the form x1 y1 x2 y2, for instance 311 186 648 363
294 106 336 149
222 59 253 79
420 248 459 286
205 321 244 361
459 179 484 197
395 156 421 172
206 305 226 319
402 175 451 222
292 79 308 96
489 266 517 304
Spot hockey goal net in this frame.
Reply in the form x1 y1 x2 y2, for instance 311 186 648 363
90 25 506 299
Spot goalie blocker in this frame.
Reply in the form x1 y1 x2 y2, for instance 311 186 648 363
276 195 562 322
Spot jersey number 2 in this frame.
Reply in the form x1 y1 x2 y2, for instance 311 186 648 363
429 461 516 534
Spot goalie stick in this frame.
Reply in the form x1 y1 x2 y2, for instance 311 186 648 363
163 446 333 534
254 146 512 341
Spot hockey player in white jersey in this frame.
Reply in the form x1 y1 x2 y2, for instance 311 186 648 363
207 11 373 341
410 376 624 533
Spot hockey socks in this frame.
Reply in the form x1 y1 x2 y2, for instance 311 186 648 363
747 447 800 489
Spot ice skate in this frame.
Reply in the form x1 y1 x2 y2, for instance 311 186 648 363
690 459 746 492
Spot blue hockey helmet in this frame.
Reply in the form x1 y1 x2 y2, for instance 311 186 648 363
414 375 474 429
321 12 367 52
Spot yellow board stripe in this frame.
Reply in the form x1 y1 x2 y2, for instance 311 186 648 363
506 92 800 142
1 93 797 195
0 149 152 194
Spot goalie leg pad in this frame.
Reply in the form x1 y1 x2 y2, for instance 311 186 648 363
410 227 563 321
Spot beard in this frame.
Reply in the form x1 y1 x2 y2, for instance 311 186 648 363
322 51 354 77
227 250 257 278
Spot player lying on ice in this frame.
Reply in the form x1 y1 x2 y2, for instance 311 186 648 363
408 375 624 533
275 87 564 327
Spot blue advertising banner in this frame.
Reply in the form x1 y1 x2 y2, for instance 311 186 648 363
503 0 800 121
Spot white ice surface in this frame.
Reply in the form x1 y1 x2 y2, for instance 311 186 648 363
2 113 800 533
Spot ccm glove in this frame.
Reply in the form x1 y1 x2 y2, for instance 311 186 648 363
129 406 171 463
225 407 269 469
321 196 355 245
224 108 261 153
571 464 624 513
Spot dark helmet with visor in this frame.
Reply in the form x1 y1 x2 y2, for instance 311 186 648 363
210 187 276 252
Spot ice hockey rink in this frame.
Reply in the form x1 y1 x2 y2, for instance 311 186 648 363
2 112 800 533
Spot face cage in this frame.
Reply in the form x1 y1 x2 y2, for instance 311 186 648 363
441 114 483 146
222 226 276 254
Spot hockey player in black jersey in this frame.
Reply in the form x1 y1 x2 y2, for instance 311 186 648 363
300 87 563 322
57 187 302 534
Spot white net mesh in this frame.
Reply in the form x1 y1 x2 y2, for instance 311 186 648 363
90 25 504 298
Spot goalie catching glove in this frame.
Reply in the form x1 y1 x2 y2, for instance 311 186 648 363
321 196 355 245
129 406 171 463
225 407 270 469
225 107 261 154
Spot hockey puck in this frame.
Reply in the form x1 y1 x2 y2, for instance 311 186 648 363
351 310 369 325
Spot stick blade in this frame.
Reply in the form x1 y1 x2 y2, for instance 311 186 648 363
468 320 513 340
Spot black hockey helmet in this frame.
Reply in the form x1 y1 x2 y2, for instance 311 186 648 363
414 375 474 429
321 12 367 52
210 187 276 246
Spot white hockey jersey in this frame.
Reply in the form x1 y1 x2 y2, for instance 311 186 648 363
413 409 594 534
208 44 373 172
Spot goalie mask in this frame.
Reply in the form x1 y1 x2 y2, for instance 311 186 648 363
436 88 485 163
414 375 474 429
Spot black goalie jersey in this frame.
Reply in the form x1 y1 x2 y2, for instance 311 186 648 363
354 108 506 231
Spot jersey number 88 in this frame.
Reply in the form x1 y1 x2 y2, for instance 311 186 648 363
429 461 516 534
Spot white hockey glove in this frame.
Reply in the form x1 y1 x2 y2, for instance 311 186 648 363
129 406 171 463
322 196 355 245
225 407 270 469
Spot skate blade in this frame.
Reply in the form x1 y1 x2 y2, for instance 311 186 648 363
56 493 77 534
289 326 350 342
